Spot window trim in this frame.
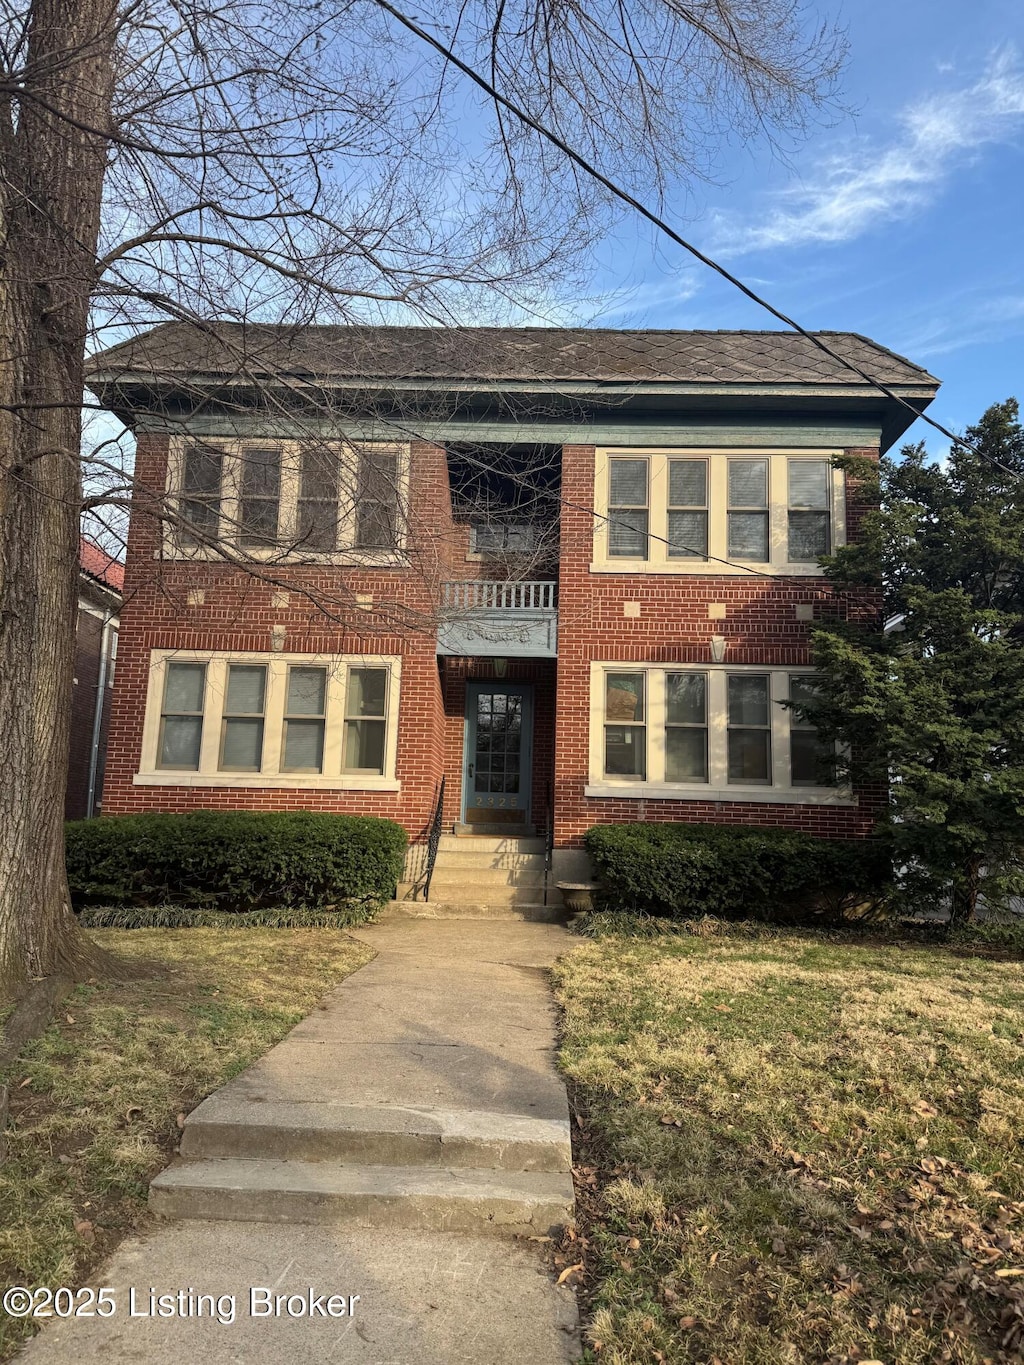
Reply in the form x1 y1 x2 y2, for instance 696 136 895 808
585 661 853 804
137 650 402 789
165 437 409 564
591 448 846 575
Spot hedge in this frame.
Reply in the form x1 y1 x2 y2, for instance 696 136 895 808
584 822 891 924
66 811 407 912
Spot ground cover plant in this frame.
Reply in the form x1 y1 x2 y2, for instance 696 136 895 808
555 924 1024 1364
0 928 371 1362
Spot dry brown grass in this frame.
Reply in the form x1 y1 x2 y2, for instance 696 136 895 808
0 928 371 1362
555 931 1024 1364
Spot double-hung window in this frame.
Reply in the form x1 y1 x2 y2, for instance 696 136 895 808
354 448 400 550
238 448 282 547
296 446 340 552
603 672 646 778
157 661 207 769
608 459 649 559
788 461 831 562
144 653 400 787
727 459 769 562
591 664 846 800
667 460 708 559
179 444 223 545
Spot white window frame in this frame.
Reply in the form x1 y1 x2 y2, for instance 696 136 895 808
585 662 853 804
591 448 846 575
165 438 409 563
136 650 402 790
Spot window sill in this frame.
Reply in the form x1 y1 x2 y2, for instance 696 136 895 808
588 560 832 577
584 782 856 806
158 545 408 568
134 773 401 792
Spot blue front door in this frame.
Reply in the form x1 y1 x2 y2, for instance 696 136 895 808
463 683 533 826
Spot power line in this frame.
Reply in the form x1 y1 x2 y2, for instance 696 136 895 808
371 0 1019 481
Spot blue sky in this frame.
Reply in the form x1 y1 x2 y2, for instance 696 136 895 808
582 0 1024 454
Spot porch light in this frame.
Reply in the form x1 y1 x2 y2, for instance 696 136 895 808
710 635 727 663
493 658 508 678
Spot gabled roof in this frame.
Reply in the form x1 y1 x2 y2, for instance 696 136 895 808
79 536 125 594
89 322 938 389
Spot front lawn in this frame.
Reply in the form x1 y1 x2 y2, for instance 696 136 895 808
555 926 1024 1364
0 928 372 1362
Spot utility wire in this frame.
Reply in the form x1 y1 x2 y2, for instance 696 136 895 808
371 0 1019 480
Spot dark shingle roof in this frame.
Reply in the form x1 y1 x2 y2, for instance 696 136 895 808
89 323 938 389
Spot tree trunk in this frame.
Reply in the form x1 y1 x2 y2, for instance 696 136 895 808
0 0 117 997
948 856 983 930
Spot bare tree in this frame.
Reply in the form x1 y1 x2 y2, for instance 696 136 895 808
0 0 845 996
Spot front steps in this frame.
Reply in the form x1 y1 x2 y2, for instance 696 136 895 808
148 920 577 1240
398 833 559 919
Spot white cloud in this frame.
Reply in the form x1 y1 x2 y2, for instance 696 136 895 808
713 47 1024 255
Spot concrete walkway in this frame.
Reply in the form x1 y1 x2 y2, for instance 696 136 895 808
17 920 581 1364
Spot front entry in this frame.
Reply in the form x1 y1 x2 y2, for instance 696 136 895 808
463 683 533 826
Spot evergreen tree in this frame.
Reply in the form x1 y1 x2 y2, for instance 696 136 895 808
808 401 1024 925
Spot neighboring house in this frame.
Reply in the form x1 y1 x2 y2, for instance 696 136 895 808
67 536 123 820
86 326 939 896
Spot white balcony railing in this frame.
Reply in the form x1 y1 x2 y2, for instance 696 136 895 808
437 580 558 658
442 580 557 612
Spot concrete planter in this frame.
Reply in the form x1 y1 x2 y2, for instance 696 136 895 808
556 882 597 915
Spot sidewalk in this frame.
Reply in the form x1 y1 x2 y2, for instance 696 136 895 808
15 920 581 1364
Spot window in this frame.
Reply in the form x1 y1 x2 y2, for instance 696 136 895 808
158 661 206 769
608 459 649 559
141 653 401 788
238 447 282 547
296 446 340 552
588 664 851 802
282 666 327 772
666 672 708 781
179 444 223 544
788 461 831 562
667 460 708 559
727 674 771 783
219 665 267 771
727 459 769 562
343 667 388 773
603 672 646 778
354 449 399 550
470 523 537 553
789 675 836 787
594 449 844 572
170 440 407 558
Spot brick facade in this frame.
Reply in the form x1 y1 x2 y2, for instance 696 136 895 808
104 433 884 851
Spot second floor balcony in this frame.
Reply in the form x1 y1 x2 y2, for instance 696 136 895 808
436 580 558 658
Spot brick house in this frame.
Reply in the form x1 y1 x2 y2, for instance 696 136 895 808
67 536 123 820
87 326 939 903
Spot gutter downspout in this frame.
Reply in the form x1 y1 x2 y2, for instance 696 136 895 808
85 613 116 818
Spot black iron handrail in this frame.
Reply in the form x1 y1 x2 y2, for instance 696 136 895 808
543 780 554 906
423 776 446 903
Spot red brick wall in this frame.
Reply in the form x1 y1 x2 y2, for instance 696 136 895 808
103 435 452 838
552 444 884 848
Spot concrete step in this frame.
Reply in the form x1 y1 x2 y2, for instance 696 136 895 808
180 1101 571 1171
433 850 547 871
397 883 552 908
150 1159 575 1237
382 900 564 923
430 867 548 890
438 834 545 854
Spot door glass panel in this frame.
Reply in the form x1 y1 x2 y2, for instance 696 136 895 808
472 690 524 799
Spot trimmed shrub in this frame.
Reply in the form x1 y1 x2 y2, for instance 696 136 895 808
583 822 891 924
77 905 374 930
66 810 407 912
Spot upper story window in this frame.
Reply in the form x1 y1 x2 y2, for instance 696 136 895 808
594 449 846 574
144 650 401 789
168 438 408 561
470 523 538 554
